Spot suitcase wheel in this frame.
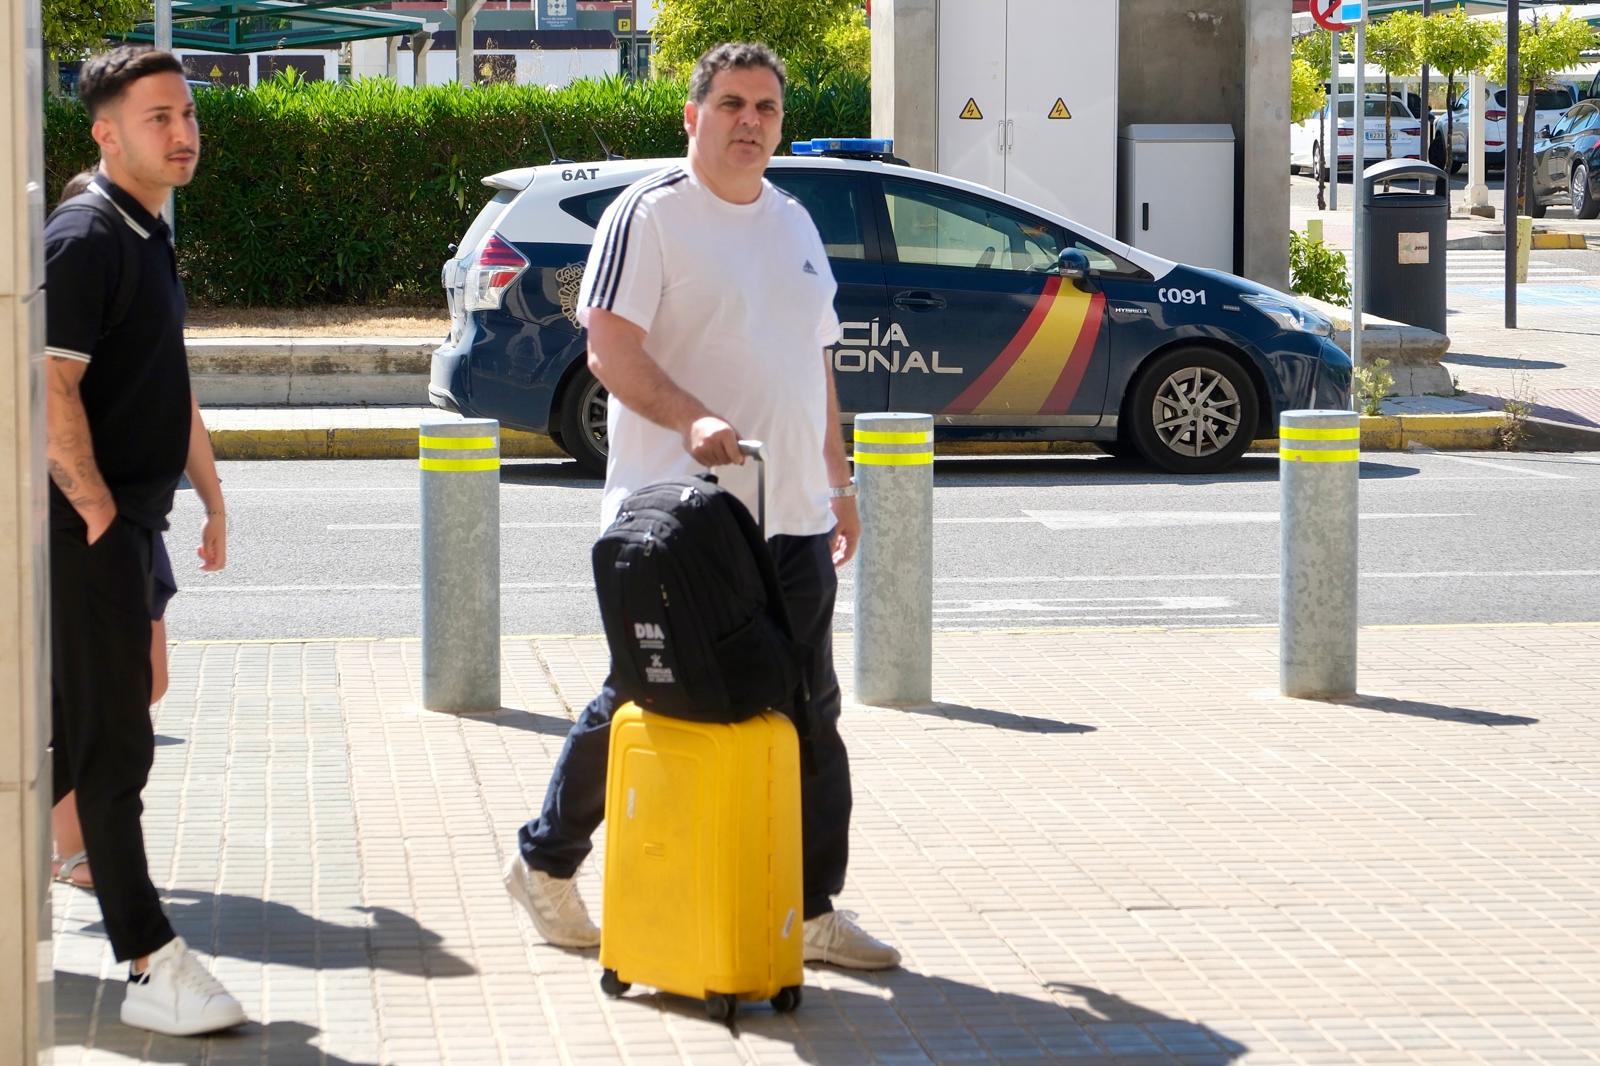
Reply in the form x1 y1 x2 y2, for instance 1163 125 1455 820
770 985 803 1013
600 969 631 998
705 993 738 1022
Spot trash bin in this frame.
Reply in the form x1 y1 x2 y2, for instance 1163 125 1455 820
1361 158 1449 334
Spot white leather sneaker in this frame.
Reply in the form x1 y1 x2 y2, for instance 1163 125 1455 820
121 936 247 1036
803 910 901 970
504 854 601 948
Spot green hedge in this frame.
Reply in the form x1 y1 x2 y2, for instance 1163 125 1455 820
44 72 869 306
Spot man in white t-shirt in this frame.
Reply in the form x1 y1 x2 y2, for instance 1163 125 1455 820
504 42 899 971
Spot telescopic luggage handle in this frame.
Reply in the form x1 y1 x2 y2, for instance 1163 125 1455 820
738 439 766 536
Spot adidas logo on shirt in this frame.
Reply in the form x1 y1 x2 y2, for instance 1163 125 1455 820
802 260 818 275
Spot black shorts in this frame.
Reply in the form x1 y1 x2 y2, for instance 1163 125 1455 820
150 533 177 621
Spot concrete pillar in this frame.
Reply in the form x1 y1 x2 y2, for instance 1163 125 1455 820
1465 69 1491 214
386 36 400 80
1241 0 1290 289
870 0 936 170
851 414 934 707
350 38 387 80
411 30 433 87
0 0 54 1059
449 0 488 86
420 420 500 713
1279 410 1360 700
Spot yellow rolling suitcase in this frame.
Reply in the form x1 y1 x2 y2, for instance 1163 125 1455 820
598 702 805 1021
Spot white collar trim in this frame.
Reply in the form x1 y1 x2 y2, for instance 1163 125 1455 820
88 182 152 240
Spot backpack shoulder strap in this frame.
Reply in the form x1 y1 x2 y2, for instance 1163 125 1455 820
48 192 140 338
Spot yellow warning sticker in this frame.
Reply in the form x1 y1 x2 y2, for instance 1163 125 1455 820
959 97 983 120
210 64 223 79
1048 98 1072 120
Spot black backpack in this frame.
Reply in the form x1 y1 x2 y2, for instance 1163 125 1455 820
592 472 809 733
48 190 141 339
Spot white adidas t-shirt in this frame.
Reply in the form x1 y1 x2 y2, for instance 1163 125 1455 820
577 164 843 537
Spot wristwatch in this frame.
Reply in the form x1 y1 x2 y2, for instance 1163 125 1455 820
828 479 858 499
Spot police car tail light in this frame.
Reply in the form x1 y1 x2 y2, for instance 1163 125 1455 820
1487 109 1507 122
466 234 528 312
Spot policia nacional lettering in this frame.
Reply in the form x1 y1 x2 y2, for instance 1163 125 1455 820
829 321 962 375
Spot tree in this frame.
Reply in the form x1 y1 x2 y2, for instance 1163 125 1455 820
1291 56 1326 126
1293 31 1333 207
1418 7 1499 206
821 7 869 78
1366 10 1424 157
1494 11 1598 215
43 0 148 62
651 0 866 81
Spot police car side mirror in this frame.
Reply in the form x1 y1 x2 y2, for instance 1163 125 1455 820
1057 249 1092 280
1539 125 1553 139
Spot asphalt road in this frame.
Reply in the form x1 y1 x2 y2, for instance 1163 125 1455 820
162 451 1600 641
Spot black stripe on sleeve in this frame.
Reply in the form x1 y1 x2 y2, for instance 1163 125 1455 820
587 167 686 312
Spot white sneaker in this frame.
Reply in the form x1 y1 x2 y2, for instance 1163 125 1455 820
803 910 901 970
504 854 600 948
121 936 247 1036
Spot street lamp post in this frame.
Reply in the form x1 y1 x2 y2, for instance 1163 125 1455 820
1505 0 1519 329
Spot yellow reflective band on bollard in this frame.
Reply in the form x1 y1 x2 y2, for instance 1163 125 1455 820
1279 426 1361 442
854 451 934 467
419 435 497 451
419 456 501 472
1279 448 1360 463
854 429 934 445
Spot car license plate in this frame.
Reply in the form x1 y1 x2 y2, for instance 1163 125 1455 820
1364 131 1385 142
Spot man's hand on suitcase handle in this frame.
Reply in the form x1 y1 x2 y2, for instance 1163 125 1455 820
686 415 745 468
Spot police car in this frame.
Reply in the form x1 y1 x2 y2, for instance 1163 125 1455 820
431 138 1351 474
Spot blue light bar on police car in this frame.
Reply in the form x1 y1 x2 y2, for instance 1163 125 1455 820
789 137 895 156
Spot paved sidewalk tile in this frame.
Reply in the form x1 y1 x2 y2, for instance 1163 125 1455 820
49 624 1600 1064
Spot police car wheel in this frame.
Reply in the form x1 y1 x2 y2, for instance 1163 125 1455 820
556 366 609 476
1128 348 1258 475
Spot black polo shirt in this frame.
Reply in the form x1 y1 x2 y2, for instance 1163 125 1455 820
44 175 191 532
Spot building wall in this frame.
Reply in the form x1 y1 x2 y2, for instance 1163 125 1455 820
1117 0 1289 284
1 0 53 1058
874 0 1291 288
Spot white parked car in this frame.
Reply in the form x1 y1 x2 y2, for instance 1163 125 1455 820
1292 94 1423 179
1447 84 1579 171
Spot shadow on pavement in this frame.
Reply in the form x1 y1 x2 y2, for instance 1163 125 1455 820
1446 352 1566 370
623 972 1247 1063
153 734 185 747
474 705 577 736
500 460 602 488
932 454 1283 487
892 702 1096 735
1344 693 1538 727
80 893 476 978
51 969 375 1066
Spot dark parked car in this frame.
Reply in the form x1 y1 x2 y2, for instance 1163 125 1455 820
1531 99 1600 219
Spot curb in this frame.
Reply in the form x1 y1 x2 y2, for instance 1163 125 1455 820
208 413 1518 462
210 426 567 461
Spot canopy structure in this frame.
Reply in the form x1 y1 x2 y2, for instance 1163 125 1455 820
121 0 434 54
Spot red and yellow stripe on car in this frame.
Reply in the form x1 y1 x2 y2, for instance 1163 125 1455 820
946 277 1106 415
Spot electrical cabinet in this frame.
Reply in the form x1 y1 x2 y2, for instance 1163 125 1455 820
935 0 1118 235
1117 124 1235 270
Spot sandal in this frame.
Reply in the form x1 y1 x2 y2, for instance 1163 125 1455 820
52 850 93 891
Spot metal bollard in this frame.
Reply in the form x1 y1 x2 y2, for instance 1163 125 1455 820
852 413 934 706
420 419 501 712
1279 410 1360 699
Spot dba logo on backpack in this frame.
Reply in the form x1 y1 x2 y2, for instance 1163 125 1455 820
634 622 665 650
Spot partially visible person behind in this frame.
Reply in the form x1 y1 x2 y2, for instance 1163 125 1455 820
44 45 244 1036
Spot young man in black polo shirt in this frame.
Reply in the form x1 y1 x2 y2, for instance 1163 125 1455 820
44 46 245 1036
